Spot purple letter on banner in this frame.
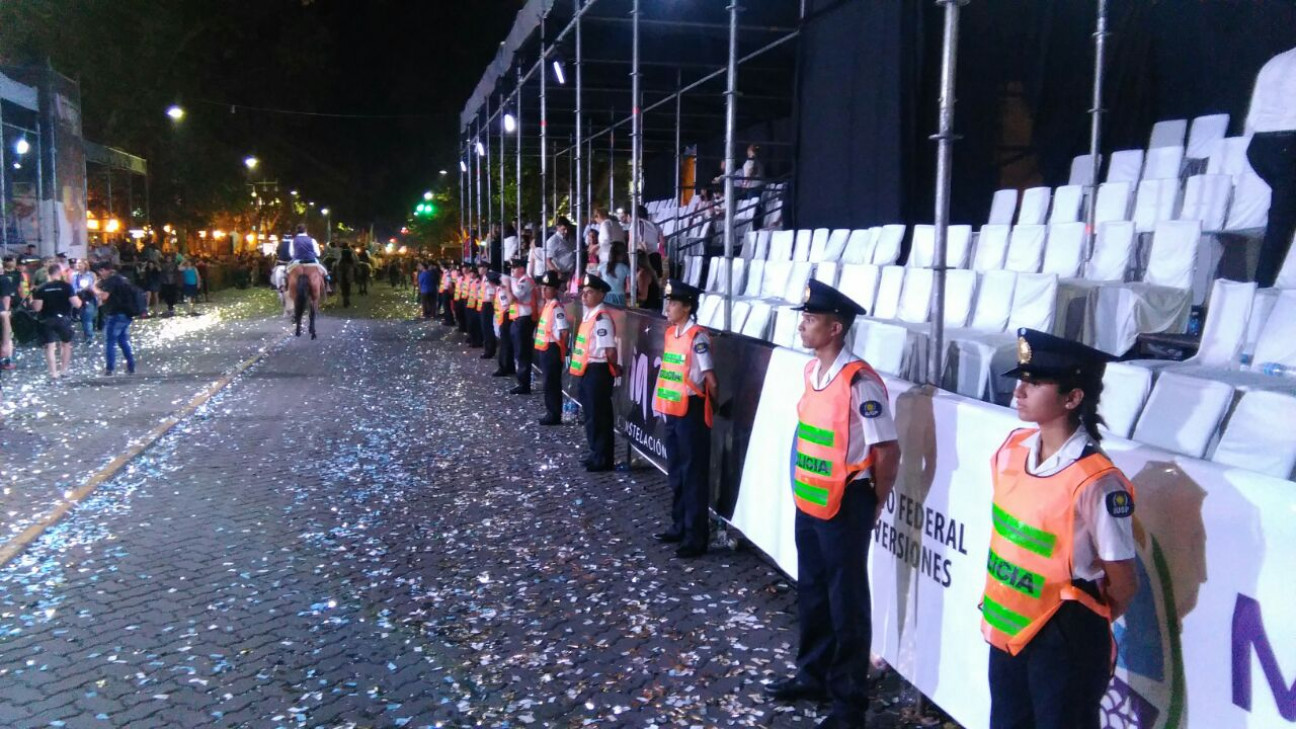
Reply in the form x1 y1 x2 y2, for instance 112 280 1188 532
1232 593 1296 719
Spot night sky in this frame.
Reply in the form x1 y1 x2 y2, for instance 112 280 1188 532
1 0 523 232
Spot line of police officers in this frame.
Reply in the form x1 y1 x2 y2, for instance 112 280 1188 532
435 261 1134 729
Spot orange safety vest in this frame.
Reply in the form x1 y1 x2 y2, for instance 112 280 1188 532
468 279 480 310
508 276 538 321
652 322 713 427
569 309 619 377
494 287 509 326
980 429 1131 656
534 299 567 356
453 275 462 300
793 359 886 520
439 271 452 293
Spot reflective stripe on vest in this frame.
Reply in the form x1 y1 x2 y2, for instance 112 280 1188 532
792 359 886 520
569 312 617 376
468 280 480 310
652 323 711 426
980 429 1129 656
534 300 566 354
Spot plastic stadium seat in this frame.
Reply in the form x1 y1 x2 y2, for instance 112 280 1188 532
895 268 934 323
1094 182 1134 223
1251 289 1296 370
760 260 792 301
1142 146 1185 180
872 225 905 265
907 224 972 269
1225 171 1271 231
741 301 772 339
972 225 1011 271
727 300 751 333
942 270 978 328
697 294 723 328
1091 221 1200 355
1207 137 1251 178
1186 114 1230 160
1084 221 1136 281
968 270 1018 332
712 257 746 297
782 261 815 303
742 259 765 298
841 229 876 264
1144 220 1202 290
1006 273 1059 333
1069 154 1101 187
988 189 1018 226
1018 187 1052 226
837 264 882 314
807 228 831 262
1132 178 1182 234
1190 279 1257 368
821 229 850 262
1106 149 1145 183
1100 363 1154 438
1212 391 1296 479
1048 185 1085 224
767 230 795 261
850 320 907 376
1005 224 1047 273
1042 222 1086 278
686 255 705 287
1132 372 1235 458
793 229 813 262
1179 174 1232 232
871 266 905 320
705 257 720 292
1148 119 1188 149
813 261 840 288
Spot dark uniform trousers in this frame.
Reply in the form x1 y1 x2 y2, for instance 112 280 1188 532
988 601 1111 729
512 316 536 389
540 347 565 420
467 304 483 346
1247 131 1296 288
479 303 497 357
456 300 470 335
578 362 615 468
663 396 711 550
794 480 877 724
497 317 515 373
440 291 455 324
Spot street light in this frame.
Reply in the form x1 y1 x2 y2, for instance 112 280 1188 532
244 156 259 170
321 207 331 245
166 105 185 121
475 141 485 157
503 113 517 133
423 191 433 201
459 160 468 173
552 59 567 85
439 169 447 176
13 138 30 156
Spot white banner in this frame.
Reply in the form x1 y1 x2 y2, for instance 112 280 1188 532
735 347 1296 728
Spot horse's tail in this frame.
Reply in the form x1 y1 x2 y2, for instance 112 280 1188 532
295 272 309 318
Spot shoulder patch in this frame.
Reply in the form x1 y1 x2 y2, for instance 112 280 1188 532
693 341 710 354
1105 490 1134 518
595 327 609 337
860 400 883 419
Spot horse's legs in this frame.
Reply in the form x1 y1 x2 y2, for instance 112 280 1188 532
309 301 317 339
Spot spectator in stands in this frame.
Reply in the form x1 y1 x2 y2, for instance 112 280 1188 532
29 264 81 380
502 223 520 264
624 204 666 275
1246 45 1296 288
634 251 662 311
93 262 137 376
597 241 630 308
593 207 624 270
541 217 576 280
983 328 1138 729
739 144 764 200
764 279 899 729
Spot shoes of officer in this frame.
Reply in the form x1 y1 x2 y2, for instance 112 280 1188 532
538 416 561 426
584 463 613 473
491 368 514 377
509 385 531 395
674 544 706 559
653 531 683 543
763 676 830 703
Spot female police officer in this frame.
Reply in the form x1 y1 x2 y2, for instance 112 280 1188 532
982 328 1139 729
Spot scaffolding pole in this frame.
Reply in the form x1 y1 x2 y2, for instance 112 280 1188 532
517 65 523 246
928 0 965 387
1084 0 1109 259
574 0 585 280
628 0 641 306
539 12 548 268
722 0 740 332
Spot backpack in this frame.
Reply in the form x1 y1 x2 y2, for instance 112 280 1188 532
114 275 147 317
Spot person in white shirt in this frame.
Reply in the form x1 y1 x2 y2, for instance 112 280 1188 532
738 144 764 198
763 280 899 729
534 271 569 425
594 207 625 270
502 224 520 265
542 217 577 279
569 273 619 471
1246 45 1296 287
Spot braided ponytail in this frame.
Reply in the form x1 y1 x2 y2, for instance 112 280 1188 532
1058 373 1107 442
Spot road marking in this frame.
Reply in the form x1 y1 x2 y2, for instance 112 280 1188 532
0 334 289 568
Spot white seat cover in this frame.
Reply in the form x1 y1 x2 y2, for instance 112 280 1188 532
742 259 766 298
783 261 815 303
988 189 1017 226
872 266 905 320
760 260 793 301
705 256 721 292
1145 220 1201 290
1212 391 1296 479
908 225 935 268
842 229 876 264
1251 289 1296 369
1069 154 1100 187
1132 178 1182 234
1095 181 1133 224
1005 224 1047 273
768 230 795 261
712 257 747 297
1186 113 1230 159
686 256 704 287
1006 273 1059 332
837 264 882 314
1179 174 1231 232
697 294 723 328
1148 119 1187 149
1084 221 1136 281
772 306 801 349
946 225 973 269
896 267 934 323
873 225 905 265
813 261 840 287
1132 372 1235 458
1018 187 1051 225
1100 363 1154 438
1225 171 1271 231
742 231 758 260
1142 146 1185 180
807 228 831 262
1190 278 1257 369
727 300 751 333
942 269 977 328
793 229 813 262
968 270 1017 332
753 229 772 259
1207 136 1251 178
972 225 1011 271
1106 149 1145 183
1048 185 1084 224
1042 222 1085 277
1275 231 1296 290
823 229 851 262
741 301 772 339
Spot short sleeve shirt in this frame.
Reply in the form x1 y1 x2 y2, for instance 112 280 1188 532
1020 429 1137 581
0 274 14 311
550 301 570 335
511 276 535 316
670 323 714 388
806 347 898 481
583 304 617 363
33 280 75 319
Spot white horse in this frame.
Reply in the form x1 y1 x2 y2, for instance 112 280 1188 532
271 263 292 316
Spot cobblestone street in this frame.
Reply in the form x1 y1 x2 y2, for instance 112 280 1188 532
0 285 922 729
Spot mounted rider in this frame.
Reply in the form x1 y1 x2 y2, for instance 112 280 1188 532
288 224 331 291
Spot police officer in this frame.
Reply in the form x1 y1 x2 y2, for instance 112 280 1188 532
439 259 456 326
569 273 618 471
533 271 569 425
465 263 484 347
651 280 717 559
478 261 497 359
508 258 538 395
454 262 471 336
764 280 900 729
984 328 1139 729
492 267 516 377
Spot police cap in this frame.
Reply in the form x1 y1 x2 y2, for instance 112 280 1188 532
580 273 612 293
792 279 868 317
1002 328 1115 381
662 279 701 304
486 271 502 284
537 271 562 288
